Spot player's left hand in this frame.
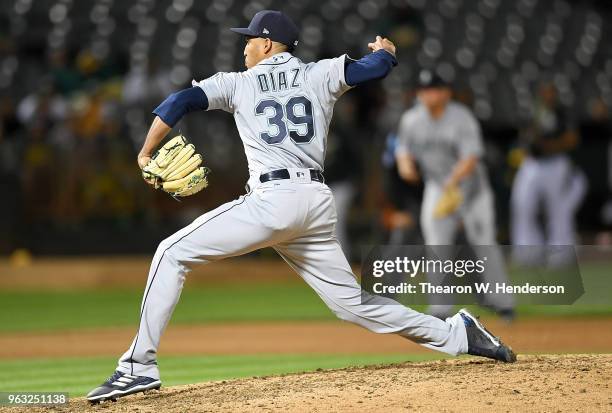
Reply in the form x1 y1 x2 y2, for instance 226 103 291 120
141 134 210 197
368 36 396 57
433 184 463 219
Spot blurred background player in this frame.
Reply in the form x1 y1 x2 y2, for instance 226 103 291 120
395 70 515 320
511 82 587 266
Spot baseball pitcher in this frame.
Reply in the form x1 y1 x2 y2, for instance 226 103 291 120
87 11 515 403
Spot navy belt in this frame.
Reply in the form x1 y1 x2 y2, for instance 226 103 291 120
259 169 324 183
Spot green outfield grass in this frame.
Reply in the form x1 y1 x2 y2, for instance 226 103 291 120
0 283 336 333
0 262 610 333
0 353 445 396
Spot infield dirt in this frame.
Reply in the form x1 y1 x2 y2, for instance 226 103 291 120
7 354 611 413
1 318 612 358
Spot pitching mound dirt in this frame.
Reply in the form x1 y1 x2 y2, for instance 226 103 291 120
12 354 611 413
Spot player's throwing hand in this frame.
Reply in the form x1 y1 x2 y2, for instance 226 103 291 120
368 35 396 57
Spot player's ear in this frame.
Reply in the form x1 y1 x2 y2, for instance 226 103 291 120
264 38 273 54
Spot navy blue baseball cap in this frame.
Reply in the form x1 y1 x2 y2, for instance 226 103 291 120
231 10 299 49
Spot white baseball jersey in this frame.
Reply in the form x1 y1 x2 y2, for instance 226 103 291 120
193 52 352 179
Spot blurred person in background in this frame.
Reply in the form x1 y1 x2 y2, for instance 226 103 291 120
395 70 514 321
511 82 587 265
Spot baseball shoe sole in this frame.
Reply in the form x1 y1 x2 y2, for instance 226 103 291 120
459 308 517 363
87 371 161 404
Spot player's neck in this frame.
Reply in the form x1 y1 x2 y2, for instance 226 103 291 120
252 50 291 67
264 49 290 60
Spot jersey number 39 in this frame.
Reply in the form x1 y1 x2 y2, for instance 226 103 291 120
255 96 314 145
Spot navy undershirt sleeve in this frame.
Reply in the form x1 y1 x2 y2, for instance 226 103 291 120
152 87 209 127
345 49 398 86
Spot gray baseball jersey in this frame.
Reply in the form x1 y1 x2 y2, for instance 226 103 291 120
115 53 470 382
193 52 351 182
395 101 488 199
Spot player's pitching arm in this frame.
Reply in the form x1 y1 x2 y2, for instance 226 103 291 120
344 36 397 86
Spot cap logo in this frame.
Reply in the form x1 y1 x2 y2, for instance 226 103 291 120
262 28 270 34
420 71 432 84
294 40 298 46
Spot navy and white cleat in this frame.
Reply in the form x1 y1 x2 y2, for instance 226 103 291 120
87 371 161 404
459 308 517 363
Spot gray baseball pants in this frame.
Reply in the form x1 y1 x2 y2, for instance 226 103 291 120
117 172 468 380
